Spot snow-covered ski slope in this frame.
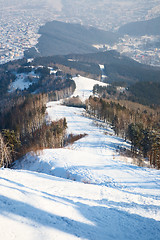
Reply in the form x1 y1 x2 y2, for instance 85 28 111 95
71 75 108 101
1 75 160 240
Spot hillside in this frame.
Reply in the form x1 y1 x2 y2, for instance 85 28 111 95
67 51 160 85
25 21 119 58
1 166 160 240
30 50 160 86
118 16 160 36
1 51 160 107
1 75 160 240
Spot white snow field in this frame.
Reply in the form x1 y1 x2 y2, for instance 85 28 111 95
1 75 160 240
72 75 108 101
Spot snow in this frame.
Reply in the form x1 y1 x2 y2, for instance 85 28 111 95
99 64 104 71
68 59 77 62
8 74 31 92
1 168 160 240
48 67 58 75
99 64 108 81
1 75 160 239
8 72 38 92
72 75 108 101
27 58 34 63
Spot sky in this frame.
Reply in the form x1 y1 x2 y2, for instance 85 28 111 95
0 0 62 11
46 0 62 11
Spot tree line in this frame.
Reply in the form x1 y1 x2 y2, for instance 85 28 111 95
86 96 160 169
93 81 160 107
0 93 68 168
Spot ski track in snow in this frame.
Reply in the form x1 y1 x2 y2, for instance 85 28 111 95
1 75 160 240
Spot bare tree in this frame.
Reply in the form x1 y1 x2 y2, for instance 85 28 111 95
0 133 12 168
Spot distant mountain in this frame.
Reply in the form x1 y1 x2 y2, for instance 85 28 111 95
25 21 119 58
118 16 160 36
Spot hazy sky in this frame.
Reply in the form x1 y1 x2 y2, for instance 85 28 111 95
0 0 62 11
43 0 62 11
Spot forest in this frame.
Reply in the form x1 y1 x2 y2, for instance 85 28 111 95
0 93 68 168
93 81 160 107
68 51 160 85
31 56 101 79
128 81 160 106
0 60 77 168
86 96 160 169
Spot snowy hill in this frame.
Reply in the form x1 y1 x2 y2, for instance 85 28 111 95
1 75 160 240
72 75 108 101
1 168 160 240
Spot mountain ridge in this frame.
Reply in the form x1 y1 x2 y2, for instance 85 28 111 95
118 16 160 36
25 20 119 58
